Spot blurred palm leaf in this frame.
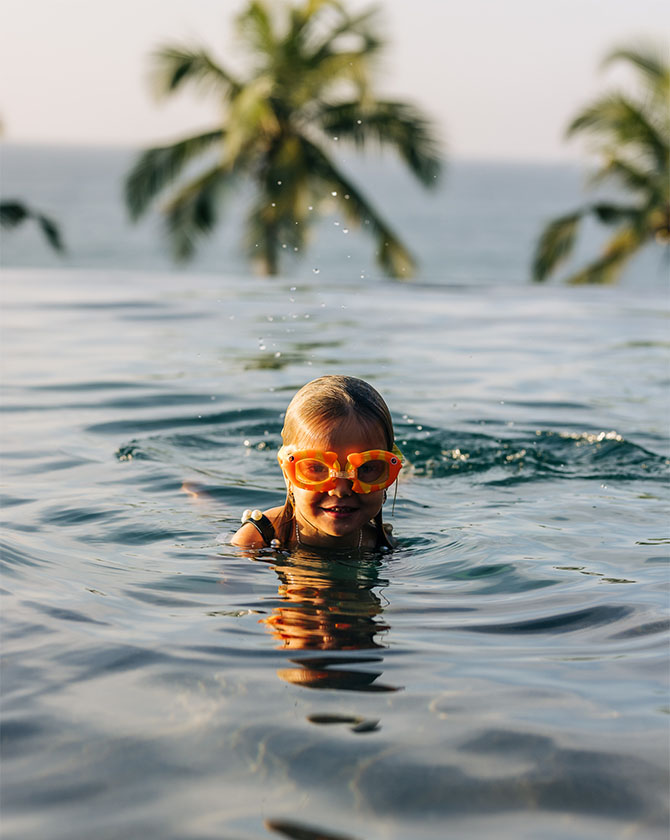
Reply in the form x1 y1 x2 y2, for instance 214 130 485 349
533 42 669 283
125 0 443 276
0 200 65 252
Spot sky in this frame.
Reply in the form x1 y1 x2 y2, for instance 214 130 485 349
0 0 667 160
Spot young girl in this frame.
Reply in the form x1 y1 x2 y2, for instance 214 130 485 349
231 375 402 550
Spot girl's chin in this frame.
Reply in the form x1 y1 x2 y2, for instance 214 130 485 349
312 509 363 537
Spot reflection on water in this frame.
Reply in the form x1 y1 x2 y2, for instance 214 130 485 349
259 550 401 692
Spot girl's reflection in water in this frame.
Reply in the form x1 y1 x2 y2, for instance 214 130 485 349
259 548 401 692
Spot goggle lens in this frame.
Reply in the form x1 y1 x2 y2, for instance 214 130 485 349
356 459 389 484
295 459 331 483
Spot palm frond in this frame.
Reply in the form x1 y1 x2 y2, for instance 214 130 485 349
0 201 64 252
150 46 240 100
125 130 224 220
591 202 645 226
299 136 416 277
566 226 643 284
532 211 582 282
306 3 382 64
589 157 659 198
162 166 233 261
0 201 28 228
318 101 443 186
236 1 276 57
603 44 670 100
37 214 65 252
567 93 668 170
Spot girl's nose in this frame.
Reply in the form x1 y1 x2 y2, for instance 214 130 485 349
328 477 353 497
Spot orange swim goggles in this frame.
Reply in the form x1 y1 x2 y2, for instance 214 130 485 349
278 446 403 494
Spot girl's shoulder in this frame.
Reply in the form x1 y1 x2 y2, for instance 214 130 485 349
230 506 285 548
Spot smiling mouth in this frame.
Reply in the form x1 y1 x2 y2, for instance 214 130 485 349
321 505 358 514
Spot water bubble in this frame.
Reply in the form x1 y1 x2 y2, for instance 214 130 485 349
267 316 274 321
271 202 276 207
308 205 313 210
244 439 250 447
290 286 296 291
282 243 287 249
342 228 349 234
277 180 282 185
334 221 340 227
312 268 320 274
331 191 337 196
333 136 339 141
259 344 266 351
274 351 281 358
344 194 350 200
293 247 298 252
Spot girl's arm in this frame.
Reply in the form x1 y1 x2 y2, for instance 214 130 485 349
230 506 285 547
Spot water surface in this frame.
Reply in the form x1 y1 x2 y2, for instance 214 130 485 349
2 265 668 840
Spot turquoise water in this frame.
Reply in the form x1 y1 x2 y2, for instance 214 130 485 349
1 146 669 840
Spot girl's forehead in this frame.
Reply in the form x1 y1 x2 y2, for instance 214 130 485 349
294 415 387 451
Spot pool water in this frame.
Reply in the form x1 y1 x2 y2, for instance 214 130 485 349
1 261 668 840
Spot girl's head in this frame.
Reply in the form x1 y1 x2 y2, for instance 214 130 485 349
277 376 398 548
281 375 395 451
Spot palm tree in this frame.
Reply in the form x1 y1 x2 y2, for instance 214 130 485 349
0 200 65 252
532 43 669 284
125 0 442 277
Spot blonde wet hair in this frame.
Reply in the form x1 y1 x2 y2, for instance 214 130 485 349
276 375 396 547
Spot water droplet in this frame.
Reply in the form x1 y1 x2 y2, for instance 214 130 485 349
312 268 320 274
342 228 349 234
274 351 281 358
277 180 282 185
344 194 350 199
331 191 337 197
259 345 266 351
308 205 313 210
334 221 340 226
244 439 250 447
333 136 339 141
290 286 296 291
282 243 287 249
271 202 276 207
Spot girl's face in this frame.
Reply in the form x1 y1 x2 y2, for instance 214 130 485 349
286 415 389 547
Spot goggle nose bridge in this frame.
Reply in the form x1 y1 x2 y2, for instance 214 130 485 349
330 468 355 480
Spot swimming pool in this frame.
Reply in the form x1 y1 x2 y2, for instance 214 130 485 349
2 262 668 839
